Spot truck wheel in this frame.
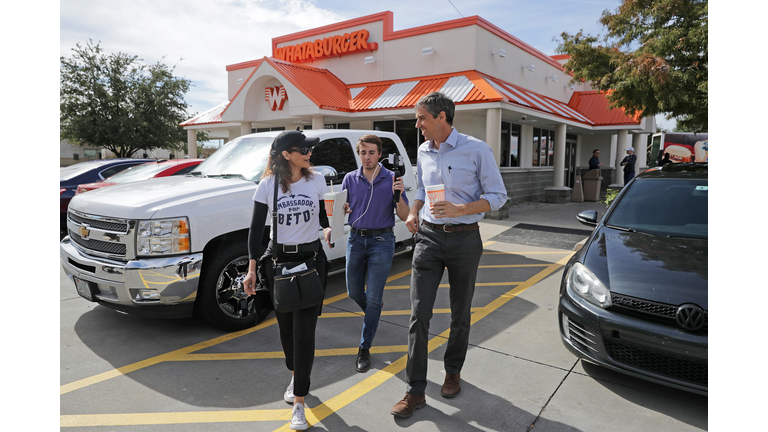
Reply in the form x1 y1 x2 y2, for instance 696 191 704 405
196 241 271 331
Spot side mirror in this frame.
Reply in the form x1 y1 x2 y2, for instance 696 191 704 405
314 165 338 183
576 210 599 227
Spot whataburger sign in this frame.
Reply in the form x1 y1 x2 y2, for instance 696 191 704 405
273 29 378 63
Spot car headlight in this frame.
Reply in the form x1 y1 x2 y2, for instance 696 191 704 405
137 218 190 256
566 262 612 308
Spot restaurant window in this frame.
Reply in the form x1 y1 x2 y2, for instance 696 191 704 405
501 122 520 167
532 128 556 167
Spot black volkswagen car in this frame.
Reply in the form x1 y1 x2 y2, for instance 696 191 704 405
558 163 707 395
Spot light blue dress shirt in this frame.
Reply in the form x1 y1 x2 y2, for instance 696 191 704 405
415 128 508 225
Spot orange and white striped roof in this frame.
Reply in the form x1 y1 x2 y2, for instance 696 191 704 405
180 101 229 127
182 61 639 127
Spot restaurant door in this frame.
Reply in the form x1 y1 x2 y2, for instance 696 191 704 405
565 139 577 188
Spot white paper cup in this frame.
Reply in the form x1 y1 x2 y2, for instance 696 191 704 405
324 193 335 216
425 184 445 208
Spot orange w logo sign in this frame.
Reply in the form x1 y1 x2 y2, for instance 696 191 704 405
265 86 288 111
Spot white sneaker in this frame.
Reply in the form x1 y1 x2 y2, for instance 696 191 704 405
284 376 295 404
290 402 308 430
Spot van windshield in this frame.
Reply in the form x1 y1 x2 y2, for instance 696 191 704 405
193 137 273 182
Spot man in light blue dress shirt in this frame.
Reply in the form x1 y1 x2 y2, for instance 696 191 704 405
391 91 508 418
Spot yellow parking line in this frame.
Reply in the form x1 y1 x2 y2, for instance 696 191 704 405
174 345 410 362
60 265 414 396
269 253 575 431
321 307 482 318
61 409 291 427
387 282 520 289
483 251 573 254
59 316 279 395
61 251 574 429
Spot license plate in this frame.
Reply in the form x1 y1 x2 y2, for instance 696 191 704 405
74 277 95 301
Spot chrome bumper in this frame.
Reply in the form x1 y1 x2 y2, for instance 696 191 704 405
60 236 203 311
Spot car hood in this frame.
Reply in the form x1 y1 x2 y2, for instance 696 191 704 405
582 226 708 310
68 176 257 220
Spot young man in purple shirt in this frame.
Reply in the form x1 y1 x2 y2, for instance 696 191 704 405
340 134 410 372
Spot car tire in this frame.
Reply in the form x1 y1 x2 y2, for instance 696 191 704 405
195 240 272 331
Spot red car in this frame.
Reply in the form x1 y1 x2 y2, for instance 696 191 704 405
75 159 203 194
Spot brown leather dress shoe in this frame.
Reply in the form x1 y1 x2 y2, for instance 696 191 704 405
390 392 426 418
441 373 461 398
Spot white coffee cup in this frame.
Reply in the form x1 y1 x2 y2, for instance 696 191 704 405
425 184 445 208
324 192 335 216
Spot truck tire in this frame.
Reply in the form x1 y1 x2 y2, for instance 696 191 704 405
195 240 271 331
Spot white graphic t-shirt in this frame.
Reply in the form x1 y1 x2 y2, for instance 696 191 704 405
253 172 326 245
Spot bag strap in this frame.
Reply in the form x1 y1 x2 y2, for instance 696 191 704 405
272 177 279 267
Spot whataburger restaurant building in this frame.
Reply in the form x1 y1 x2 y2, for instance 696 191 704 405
181 11 655 211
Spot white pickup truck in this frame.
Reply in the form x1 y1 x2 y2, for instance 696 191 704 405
60 129 416 331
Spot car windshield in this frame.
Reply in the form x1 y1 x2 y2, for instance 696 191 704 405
192 136 272 182
606 178 708 239
60 162 110 180
104 163 165 183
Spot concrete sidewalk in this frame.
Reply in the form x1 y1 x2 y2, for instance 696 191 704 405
479 199 608 251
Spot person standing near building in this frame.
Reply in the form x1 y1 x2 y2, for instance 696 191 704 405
620 147 637 184
336 134 410 373
588 149 604 170
390 91 508 418
242 129 330 431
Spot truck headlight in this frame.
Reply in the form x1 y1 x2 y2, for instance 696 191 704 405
566 263 612 308
137 218 190 256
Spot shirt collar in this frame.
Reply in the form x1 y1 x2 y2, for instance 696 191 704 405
427 128 458 152
355 163 387 183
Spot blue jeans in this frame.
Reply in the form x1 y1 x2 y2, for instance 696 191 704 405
345 230 395 349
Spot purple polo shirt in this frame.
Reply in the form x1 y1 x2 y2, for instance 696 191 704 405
341 163 409 230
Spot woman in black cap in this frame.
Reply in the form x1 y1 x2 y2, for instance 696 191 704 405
243 129 330 431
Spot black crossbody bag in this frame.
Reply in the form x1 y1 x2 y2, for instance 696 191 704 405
270 177 325 313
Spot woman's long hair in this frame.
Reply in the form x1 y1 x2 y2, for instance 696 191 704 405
261 151 314 193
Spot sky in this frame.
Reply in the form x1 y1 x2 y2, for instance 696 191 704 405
56 0 685 130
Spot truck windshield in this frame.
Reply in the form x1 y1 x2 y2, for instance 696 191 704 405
193 136 272 182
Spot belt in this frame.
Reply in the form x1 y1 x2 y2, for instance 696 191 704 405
350 226 393 237
275 240 319 254
422 221 479 233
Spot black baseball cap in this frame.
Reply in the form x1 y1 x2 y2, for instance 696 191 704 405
271 128 319 154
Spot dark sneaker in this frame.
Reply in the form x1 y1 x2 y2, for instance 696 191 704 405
355 347 371 372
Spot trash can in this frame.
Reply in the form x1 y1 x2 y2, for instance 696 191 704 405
583 169 602 202
571 175 584 202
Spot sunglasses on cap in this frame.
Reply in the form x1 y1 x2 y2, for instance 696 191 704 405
286 146 314 155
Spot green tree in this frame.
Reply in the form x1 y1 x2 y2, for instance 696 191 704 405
557 0 707 132
60 40 205 157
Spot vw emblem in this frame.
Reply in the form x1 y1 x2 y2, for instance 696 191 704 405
676 304 706 331
78 225 91 240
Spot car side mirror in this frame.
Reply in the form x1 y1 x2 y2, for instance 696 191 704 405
313 165 338 183
576 210 599 227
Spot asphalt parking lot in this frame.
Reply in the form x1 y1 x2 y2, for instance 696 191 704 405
59 201 708 431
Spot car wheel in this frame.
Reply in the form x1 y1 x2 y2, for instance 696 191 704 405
196 241 271 331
